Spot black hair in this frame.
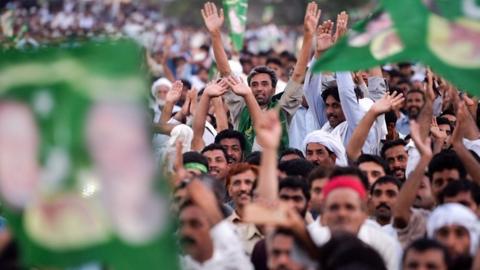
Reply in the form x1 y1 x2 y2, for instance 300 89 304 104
438 179 480 206
384 111 398 124
318 233 387 270
321 86 340 103
214 129 247 152
201 143 228 160
279 148 305 161
402 238 451 269
245 151 262 166
247 66 278 88
278 176 310 201
266 57 282 67
183 151 209 168
307 166 333 190
427 150 466 180
406 89 426 101
180 79 192 90
381 139 407 159
435 116 453 131
370 176 402 195
357 154 390 176
278 159 315 179
330 166 370 191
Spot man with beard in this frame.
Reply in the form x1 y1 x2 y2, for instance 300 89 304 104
381 139 408 182
202 2 315 154
303 130 348 168
225 163 262 255
267 229 305 270
396 89 426 136
278 177 310 220
369 176 401 237
402 238 451 270
214 130 246 164
178 177 253 269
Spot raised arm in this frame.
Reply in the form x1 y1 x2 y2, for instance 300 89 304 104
393 120 433 229
346 92 404 161
154 81 183 135
201 2 231 76
225 75 262 126
212 96 229 132
255 109 282 201
191 80 228 151
291 2 319 83
451 102 480 184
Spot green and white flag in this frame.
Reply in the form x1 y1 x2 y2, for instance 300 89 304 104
0 41 178 269
223 0 248 51
313 0 480 96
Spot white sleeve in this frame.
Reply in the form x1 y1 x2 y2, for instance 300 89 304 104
210 220 254 270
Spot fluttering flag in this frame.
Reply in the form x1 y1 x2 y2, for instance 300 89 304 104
223 0 248 51
0 41 178 269
313 0 480 95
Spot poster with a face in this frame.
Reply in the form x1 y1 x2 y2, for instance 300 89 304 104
0 41 178 270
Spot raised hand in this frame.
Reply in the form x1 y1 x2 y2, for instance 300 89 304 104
201 2 224 34
316 20 334 55
166 80 183 103
225 76 251 97
255 109 282 150
430 117 447 140
334 11 349 42
204 79 228 97
371 91 405 115
410 120 432 157
304 2 321 36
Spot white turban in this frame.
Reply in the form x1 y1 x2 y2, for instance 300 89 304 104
427 203 479 255
302 130 348 166
151 77 172 98
167 124 193 153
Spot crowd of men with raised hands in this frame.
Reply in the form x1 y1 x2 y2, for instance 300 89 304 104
149 2 480 270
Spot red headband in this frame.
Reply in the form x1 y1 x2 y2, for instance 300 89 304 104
322 176 367 200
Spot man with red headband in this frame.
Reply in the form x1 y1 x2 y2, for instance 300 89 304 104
307 176 401 270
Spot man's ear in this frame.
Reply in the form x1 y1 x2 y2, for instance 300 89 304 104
329 153 337 166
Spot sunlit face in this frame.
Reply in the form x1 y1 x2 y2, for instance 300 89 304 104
250 73 274 106
202 150 229 180
434 225 471 259
369 182 399 225
325 95 345 128
155 85 170 102
359 161 386 186
227 169 256 208
306 143 335 168
322 188 367 234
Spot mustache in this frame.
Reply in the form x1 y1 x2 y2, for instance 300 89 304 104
376 202 390 211
327 113 336 118
180 236 196 246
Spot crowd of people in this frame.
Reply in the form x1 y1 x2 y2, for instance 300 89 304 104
2 0 480 269
150 1 480 270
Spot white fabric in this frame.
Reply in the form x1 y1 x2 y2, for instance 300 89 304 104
303 130 348 166
167 124 193 153
274 79 287 95
463 138 480 158
427 203 480 255
307 219 401 270
151 77 172 98
288 106 320 151
180 220 254 270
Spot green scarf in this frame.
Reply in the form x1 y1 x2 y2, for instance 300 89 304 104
238 99 289 154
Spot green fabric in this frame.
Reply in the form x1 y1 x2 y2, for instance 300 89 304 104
0 40 178 269
313 0 480 96
184 163 208 173
238 100 289 154
223 0 248 51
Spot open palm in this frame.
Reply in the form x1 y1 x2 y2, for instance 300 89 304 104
316 20 334 53
201 2 224 33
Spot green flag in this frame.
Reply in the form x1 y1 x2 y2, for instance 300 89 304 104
0 41 178 269
223 0 248 51
313 0 480 95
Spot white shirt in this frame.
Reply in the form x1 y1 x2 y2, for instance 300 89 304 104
180 220 254 270
307 219 401 270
